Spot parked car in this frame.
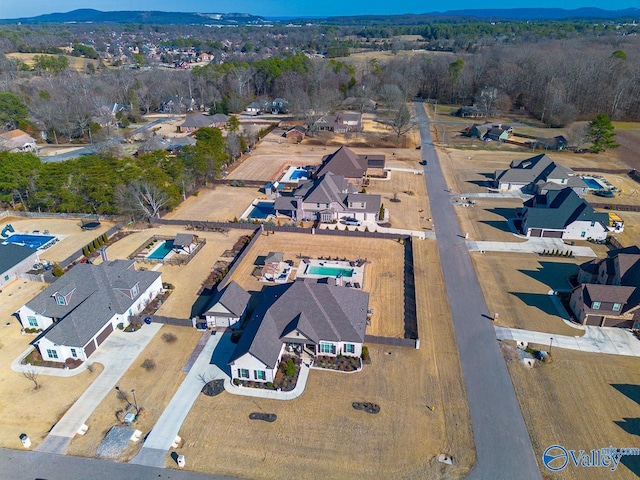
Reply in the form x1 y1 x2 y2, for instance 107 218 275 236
341 217 362 226
594 189 615 198
419 160 427 165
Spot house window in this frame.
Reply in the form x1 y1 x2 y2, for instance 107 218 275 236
239 368 250 379
317 203 321 208
27 316 38 327
56 295 66 306
580 232 586 238
590 221 596 227
132 284 139 297
71 348 77 358
319 342 336 355
3 274 8 281
344 343 355 354
255 370 266 381
46 349 58 359
613 303 621 311
593 301 601 310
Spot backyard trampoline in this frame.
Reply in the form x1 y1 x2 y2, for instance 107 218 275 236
81 221 101 230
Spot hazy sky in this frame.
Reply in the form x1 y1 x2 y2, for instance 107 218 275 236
1 0 638 19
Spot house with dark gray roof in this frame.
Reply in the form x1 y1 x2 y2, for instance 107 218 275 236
16 260 162 363
570 248 640 328
204 280 251 328
0 244 39 288
274 171 381 223
229 278 369 383
315 146 386 185
314 112 363 133
494 154 587 194
521 187 609 240
178 113 228 133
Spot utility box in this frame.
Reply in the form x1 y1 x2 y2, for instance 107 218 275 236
124 412 136 425
20 434 31 448
177 455 186 468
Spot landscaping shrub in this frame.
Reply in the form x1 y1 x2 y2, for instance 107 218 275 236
361 346 370 362
283 358 296 377
162 332 178 343
141 358 156 371
102 233 108 243
83 246 90 257
52 263 65 277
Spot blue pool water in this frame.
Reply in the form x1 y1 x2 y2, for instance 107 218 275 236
583 177 603 190
249 202 275 219
289 169 308 180
147 240 174 259
3 234 55 250
307 266 354 278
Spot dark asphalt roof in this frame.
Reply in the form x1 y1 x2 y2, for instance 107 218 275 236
524 188 609 230
206 280 250 318
0 244 38 274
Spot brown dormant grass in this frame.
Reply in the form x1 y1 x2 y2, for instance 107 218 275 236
172 239 474 479
453 197 527 243
0 280 104 449
163 186 264 222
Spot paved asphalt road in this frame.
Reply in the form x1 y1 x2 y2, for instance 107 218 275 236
39 118 169 163
0 447 235 480
414 101 543 480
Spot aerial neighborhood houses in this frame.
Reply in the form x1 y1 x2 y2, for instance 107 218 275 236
274 146 386 223
179 113 229 133
570 248 640 329
494 154 588 195
229 277 369 384
466 122 512 142
15 260 163 363
521 188 611 240
0 129 38 153
244 98 289 116
203 280 251 329
314 112 363 133
160 96 198 114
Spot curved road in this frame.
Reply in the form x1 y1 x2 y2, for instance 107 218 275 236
415 101 542 480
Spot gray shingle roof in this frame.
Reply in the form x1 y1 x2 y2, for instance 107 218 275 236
206 280 250 318
0 244 38 274
495 154 585 190
180 114 216 128
174 233 195 248
524 188 609 230
28 260 161 348
230 279 369 368
316 146 366 179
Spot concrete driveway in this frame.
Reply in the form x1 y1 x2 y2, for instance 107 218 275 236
36 324 162 454
495 325 640 356
467 238 596 257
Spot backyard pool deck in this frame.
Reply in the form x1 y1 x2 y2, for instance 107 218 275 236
296 258 365 287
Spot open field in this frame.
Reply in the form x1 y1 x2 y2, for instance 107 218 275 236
163 186 264 222
506 347 640 479
227 232 405 338
472 252 583 336
0 217 116 264
367 170 431 230
96 224 246 318
453 197 526 243
614 211 640 248
0 280 103 449
172 239 474 479
66 324 202 461
6 52 99 72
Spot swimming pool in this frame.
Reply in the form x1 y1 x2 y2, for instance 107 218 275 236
289 169 308 180
307 266 354 278
3 234 56 250
147 240 174 260
249 201 275 220
280 166 309 183
582 177 604 190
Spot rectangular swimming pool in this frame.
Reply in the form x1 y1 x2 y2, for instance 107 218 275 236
147 240 174 259
289 169 308 180
249 201 274 219
582 177 604 190
3 234 56 250
307 266 354 278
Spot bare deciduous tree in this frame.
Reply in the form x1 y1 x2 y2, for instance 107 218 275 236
388 103 415 146
115 181 170 219
23 368 40 390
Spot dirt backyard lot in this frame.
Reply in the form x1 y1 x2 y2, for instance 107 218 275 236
226 232 406 338
506 347 640 479
163 186 264 223
472 252 583 336
0 216 116 264
96 224 246 318
66 325 203 461
453 197 526 243
172 239 474 479
0 280 103 449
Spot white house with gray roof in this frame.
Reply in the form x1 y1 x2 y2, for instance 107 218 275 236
494 154 588 194
204 280 251 328
274 171 381 223
0 244 39 288
16 260 162 363
229 278 369 384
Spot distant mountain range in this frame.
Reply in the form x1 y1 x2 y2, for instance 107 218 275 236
0 7 638 25
0 9 267 25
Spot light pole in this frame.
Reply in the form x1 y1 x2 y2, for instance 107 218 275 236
131 389 138 414
115 386 132 408
549 337 554 354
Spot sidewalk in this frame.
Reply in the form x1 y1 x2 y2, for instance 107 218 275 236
223 361 311 400
319 222 435 239
467 238 596 257
495 325 640 357
36 324 162 454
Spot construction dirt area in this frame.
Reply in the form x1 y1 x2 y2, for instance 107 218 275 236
505 346 640 480
0 280 104 450
172 239 475 480
163 186 265 223
66 324 203 461
226 232 407 338
472 252 584 336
